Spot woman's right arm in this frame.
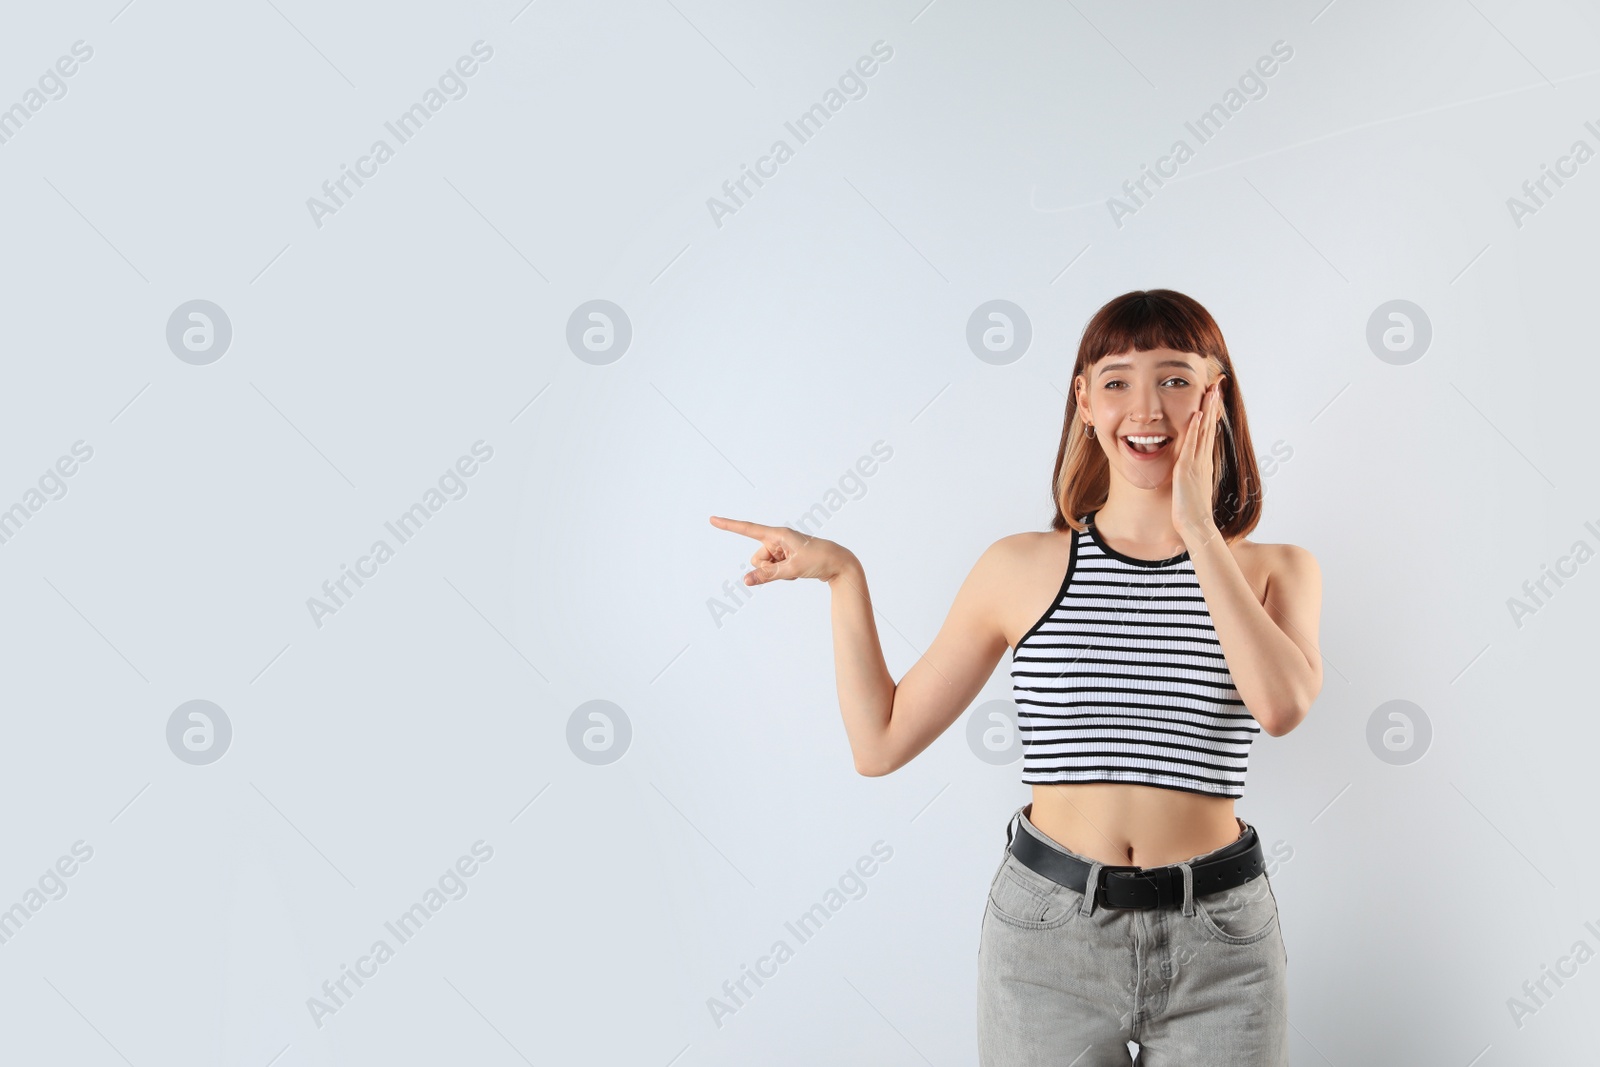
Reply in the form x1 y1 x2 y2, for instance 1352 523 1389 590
828 543 1011 776
709 516 1013 778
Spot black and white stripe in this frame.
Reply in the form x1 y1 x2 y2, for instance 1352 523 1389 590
1010 512 1258 799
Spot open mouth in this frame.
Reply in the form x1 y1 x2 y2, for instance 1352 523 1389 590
1121 434 1172 458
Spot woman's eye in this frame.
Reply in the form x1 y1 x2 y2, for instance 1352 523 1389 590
1103 377 1190 389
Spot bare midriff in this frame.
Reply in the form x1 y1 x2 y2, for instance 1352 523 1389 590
1027 781 1245 868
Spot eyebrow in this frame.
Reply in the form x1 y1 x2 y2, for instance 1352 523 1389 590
1097 358 1197 377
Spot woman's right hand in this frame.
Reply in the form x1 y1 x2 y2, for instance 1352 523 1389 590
708 516 856 586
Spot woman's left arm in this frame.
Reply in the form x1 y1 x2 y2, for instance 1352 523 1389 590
1185 533 1323 736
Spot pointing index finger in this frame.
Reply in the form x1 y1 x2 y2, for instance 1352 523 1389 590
709 515 771 540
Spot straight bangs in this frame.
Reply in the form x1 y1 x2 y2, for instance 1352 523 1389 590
1082 294 1221 368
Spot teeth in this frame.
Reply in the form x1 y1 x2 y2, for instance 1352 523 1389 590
1124 434 1169 454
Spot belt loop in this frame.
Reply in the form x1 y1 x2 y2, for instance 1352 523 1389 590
1178 861 1195 916
1080 861 1101 917
1006 803 1025 849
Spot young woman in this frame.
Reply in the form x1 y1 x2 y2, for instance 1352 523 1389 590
710 289 1322 1066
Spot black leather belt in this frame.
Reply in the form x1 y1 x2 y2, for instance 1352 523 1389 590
1007 815 1265 910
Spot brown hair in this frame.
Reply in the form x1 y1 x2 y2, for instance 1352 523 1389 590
1048 289 1262 541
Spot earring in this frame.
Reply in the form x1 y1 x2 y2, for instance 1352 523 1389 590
1085 425 1096 439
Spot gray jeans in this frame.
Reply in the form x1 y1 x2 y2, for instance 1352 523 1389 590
977 803 1288 1066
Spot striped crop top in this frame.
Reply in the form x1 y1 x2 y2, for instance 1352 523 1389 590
1010 510 1259 799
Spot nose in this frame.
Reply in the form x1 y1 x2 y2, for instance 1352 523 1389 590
1128 390 1164 423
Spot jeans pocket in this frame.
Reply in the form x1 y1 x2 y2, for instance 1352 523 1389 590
1265 872 1288 966
986 854 1081 929
1193 872 1279 945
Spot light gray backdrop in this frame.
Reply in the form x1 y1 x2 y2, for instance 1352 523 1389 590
2 0 1595 1063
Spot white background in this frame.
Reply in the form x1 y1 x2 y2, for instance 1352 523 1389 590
1 0 1595 1063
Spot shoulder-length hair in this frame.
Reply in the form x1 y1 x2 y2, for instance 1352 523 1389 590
1048 289 1263 541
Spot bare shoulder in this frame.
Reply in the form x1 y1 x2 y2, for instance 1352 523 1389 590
962 530 1047 594
986 529 1059 560
983 529 1072 574
1231 536 1321 598
1219 534 1315 607
1268 542 1321 600
1260 540 1320 581
981 529 1076 650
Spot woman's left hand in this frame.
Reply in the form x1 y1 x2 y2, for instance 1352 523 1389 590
1172 376 1225 547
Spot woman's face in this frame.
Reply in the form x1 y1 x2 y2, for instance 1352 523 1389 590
1076 347 1212 488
